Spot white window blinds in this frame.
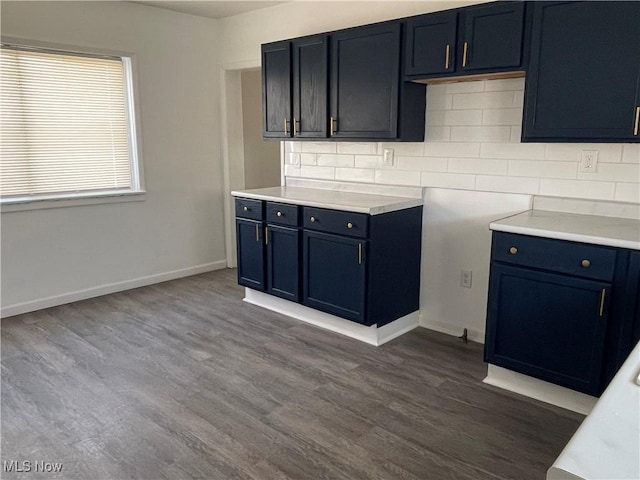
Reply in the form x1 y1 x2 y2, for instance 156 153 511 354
1 45 137 200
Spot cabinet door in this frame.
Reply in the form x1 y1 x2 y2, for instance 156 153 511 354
262 41 292 138
485 264 610 396
405 12 457 76
236 219 265 290
266 225 299 302
460 2 524 72
330 23 401 139
302 231 367 323
292 35 328 138
523 1 640 142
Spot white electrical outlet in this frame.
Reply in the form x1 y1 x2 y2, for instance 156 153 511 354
383 148 394 166
290 153 300 165
580 150 598 172
460 270 472 288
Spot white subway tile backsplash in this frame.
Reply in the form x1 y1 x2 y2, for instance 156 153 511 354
452 91 514 110
379 142 424 156
424 142 480 158
426 126 451 142
484 77 525 92
284 77 638 205
476 175 540 195
577 163 640 183
508 160 577 179
336 143 378 155
374 169 422 186
622 144 640 164
428 109 483 126
396 156 448 172
300 153 317 165
316 154 354 168
539 179 616 200
614 183 640 203
450 126 511 142
354 155 381 168
421 172 476 190
480 142 546 159
335 167 375 183
448 157 508 175
299 165 335 180
482 108 523 126
300 142 336 154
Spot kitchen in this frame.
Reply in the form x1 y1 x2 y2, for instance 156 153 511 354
2 1 639 479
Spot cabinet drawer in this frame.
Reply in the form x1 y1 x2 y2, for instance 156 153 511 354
302 207 369 238
266 202 299 227
235 198 264 220
492 232 617 281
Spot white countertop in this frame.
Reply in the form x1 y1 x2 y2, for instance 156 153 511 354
547 341 640 480
490 210 640 250
231 186 423 215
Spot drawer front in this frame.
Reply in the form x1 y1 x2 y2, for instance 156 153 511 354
492 232 617 281
235 198 263 220
302 207 369 238
266 202 299 227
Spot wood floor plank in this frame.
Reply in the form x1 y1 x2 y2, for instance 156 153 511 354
1 268 582 479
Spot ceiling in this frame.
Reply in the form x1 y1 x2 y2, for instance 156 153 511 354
133 1 288 19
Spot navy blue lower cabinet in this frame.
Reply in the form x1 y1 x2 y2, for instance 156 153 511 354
236 218 265 290
302 230 367 324
265 224 300 302
485 263 610 396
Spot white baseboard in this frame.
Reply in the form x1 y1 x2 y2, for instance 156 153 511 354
483 364 597 415
1 260 227 319
419 313 485 344
243 288 419 346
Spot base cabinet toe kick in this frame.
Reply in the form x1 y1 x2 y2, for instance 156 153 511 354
233 192 423 333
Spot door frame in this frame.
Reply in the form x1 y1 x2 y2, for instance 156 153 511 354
220 60 285 268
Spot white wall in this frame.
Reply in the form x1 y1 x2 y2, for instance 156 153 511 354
220 2 640 341
1 2 226 316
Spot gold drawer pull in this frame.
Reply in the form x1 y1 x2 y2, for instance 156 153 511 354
599 289 606 317
462 41 469 67
310 216 316 223
581 259 591 268
509 246 518 255
347 222 353 229
634 106 640 136
277 211 283 217
445 44 450 70
243 206 249 212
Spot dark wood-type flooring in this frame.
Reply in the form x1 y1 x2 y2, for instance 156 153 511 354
1 268 583 479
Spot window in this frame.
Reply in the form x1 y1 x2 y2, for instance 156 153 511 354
0 43 142 206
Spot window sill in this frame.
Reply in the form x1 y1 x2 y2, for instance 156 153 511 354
1 190 147 213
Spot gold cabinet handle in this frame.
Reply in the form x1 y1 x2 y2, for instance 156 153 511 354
445 44 450 70
265 226 269 245
358 243 362 265
634 106 640 136
310 216 316 223
255 223 259 241
581 259 591 268
294 117 300 136
277 211 283 217
243 206 249 212
462 41 469 67
330 116 337 136
509 246 518 255
599 289 606 317
347 222 353 229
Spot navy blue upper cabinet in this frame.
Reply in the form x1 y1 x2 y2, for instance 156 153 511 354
262 41 292 138
405 2 525 78
522 1 640 142
292 35 328 138
330 22 425 141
